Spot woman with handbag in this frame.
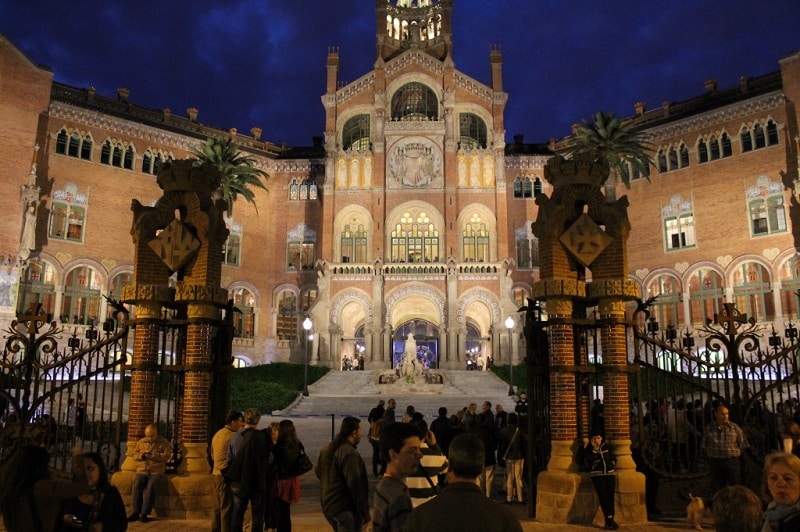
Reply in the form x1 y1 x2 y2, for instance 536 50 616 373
273 420 311 532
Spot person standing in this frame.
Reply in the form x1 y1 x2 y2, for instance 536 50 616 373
128 424 172 523
429 407 451 456
211 410 244 532
227 408 270 532
515 392 528 416
581 431 619 530
499 413 525 505
372 423 422 531
316 416 370 531
402 433 522 532
406 416 449 507
702 404 749 496
274 419 306 532
368 400 386 477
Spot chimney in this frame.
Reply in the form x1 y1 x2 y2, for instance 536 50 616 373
87 87 96 101
704 78 718 93
186 107 199 121
513 134 524 144
634 101 646 115
251 127 262 141
116 87 130 102
662 101 671 117
229 128 238 138
162 108 171 120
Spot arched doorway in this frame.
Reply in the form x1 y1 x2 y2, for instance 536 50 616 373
465 322 490 370
339 324 367 371
392 319 439 369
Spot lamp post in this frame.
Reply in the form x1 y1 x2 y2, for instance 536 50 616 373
302 317 312 396
505 316 515 396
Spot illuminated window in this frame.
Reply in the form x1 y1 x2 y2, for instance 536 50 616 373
688 268 724 326
342 115 370 151
391 82 438 121
61 266 102 326
459 113 487 149
276 290 297 340
732 262 774 322
232 287 255 339
462 213 489 262
17 259 56 316
391 211 439 263
341 224 368 263
49 183 89 242
746 177 786 236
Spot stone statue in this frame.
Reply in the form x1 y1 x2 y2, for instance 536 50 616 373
19 202 36 260
399 332 420 377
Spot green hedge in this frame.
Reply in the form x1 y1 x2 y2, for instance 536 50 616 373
230 363 329 413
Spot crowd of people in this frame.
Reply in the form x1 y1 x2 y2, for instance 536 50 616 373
318 399 526 532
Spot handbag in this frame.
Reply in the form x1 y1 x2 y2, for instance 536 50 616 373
295 444 313 476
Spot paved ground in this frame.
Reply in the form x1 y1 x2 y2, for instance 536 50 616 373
0 414 713 531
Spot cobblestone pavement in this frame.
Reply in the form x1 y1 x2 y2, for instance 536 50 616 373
1 415 711 531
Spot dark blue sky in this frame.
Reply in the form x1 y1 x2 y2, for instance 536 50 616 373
1 1 797 146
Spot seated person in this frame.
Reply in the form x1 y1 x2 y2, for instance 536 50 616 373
128 424 172 523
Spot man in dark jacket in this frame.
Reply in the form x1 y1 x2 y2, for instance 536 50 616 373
429 407 450 455
403 433 522 532
581 431 619 530
227 408 270 532
316 416 370 531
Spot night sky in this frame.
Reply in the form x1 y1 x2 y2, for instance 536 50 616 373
1 1 797 147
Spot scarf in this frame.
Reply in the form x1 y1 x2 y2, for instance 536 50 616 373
763 500 800 531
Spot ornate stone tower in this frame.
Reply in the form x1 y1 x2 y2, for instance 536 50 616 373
531 154 646 524
375 0 453 62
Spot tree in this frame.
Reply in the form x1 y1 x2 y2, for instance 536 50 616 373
562 111 653 201
189 137 268 215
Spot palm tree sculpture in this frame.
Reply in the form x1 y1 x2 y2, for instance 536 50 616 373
561 111 653 201
189 137 268 216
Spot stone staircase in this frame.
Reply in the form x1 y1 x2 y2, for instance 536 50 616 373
280 369 518 418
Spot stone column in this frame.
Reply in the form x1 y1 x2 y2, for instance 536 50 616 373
536 296 582 523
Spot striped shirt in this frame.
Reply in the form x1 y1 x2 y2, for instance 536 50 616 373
406 442 449 507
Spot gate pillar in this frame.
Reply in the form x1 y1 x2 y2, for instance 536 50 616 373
532 154 646 524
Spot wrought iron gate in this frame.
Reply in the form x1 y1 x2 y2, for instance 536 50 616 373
630 300 800 484
0 302 130 473
521 297 800 495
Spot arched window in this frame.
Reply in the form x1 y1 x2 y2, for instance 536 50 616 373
61 266 102 326
657 150 668 173
56 129 68 154
342 115 370 151
697 139 708 163
513 176 533 199
747 177 786 236
732 262 774 322
391 82 438 121
49 183 89 242
17 259 56 316
709 135 720 160
721 132 732 157
779 257 800 320
679 144 689 168
107 271 133 322
741 126 753 152
533 177 543 195
462 213 489 262
688 268 724 326
232 287 256 339
662 195 695 250
224 234 241 266
276 290 297 341
391 210 439 263
766 119 779 146
341 224 368 263
459 113 487 149
515 223 538 270
646 275 683 328
68 133 80 157
668 147 678 170
123 145 135 170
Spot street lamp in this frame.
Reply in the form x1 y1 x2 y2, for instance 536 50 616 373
505 316 515 396
302 317 313 396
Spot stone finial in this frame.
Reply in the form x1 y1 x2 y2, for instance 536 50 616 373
117 87 130 102
187 107 199 121
229 128 238 138
543 153 610 190
739 76 749 93
251 127 262 140
162 108 171 119
704 79 717 93
634 102 646 115
662 101 671 117
87 87 96 101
